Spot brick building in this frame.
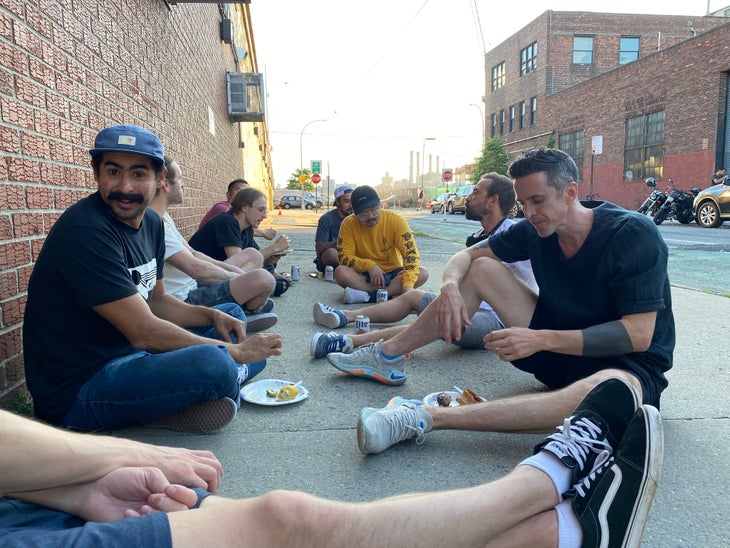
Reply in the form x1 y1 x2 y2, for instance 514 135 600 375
482 10 730 208
0 0 273 402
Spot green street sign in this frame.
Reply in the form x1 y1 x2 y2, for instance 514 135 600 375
311 160 322 174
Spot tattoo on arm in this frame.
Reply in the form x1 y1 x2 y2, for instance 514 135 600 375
581 321 634 357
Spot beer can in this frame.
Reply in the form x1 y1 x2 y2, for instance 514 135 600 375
324 265 334 282
376 289 388 303
290 265 300 281
355 315 370 334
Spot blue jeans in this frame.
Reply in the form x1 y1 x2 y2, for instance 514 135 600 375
61 303 265 431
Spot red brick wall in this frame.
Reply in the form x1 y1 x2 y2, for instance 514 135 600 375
542 23 730 208
0 0 260 401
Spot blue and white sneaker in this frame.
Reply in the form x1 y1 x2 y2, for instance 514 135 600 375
310 331 354 358
327 340 407 385
357 396 432 454
313 302 348 329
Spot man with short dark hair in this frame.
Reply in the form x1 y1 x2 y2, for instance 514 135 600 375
711 166 728 185
313 184 353 273
356 148 674 457
335 185 429 303
23 125 282 434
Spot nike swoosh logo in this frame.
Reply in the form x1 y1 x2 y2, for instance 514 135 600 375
598 464 623 548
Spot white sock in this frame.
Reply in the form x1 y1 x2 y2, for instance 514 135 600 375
347 288 370 303
555 499 582 548
519 451 572 498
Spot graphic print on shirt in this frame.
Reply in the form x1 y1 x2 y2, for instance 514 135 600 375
128 258 157 301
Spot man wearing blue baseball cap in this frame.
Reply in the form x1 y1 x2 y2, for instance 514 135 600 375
313 184 353 273
23 125 282 433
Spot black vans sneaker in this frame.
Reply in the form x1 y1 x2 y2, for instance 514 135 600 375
570 405 664 548
534 377 640 490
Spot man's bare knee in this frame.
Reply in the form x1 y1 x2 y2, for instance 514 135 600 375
572 370 644 402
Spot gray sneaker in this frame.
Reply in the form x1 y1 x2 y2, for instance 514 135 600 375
327 340 406 385
245 311 278 333
357 397 433 454
313 302 348 329
143 397 237 433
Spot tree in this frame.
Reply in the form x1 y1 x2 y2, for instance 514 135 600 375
545 134 556 148
470 137 509 181
286 168 315 192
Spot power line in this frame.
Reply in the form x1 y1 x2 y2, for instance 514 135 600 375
470 0 487 55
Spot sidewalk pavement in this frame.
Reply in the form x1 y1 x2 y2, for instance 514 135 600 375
121 209 729 546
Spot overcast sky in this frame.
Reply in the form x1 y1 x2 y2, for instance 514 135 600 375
251 1 717 189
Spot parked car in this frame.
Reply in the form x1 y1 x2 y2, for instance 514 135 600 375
446 185 474 214
693 179 730 227
303 192 324 208
279 195 318 209
381 194 414 208
430 192 454 214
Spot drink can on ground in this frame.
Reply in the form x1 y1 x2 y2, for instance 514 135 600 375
355 315 370 334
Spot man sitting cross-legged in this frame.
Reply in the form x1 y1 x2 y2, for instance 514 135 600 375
150 156 277 334
310 175 536 379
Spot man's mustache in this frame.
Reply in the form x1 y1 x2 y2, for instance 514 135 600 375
107 191 144 203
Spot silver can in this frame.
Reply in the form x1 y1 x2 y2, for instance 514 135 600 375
355 315 370 334
376 289 388 303
290 265 300 281
324 265 334 282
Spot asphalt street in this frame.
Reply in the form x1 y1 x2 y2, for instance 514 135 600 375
118 208 729 546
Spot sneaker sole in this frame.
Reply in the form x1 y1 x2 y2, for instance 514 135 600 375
619 405 664 548
143 397 237 433
329 358 406 385
313 303 345 329
246 312 278 333
356 407 375 453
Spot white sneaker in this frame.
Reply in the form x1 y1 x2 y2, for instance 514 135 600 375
357 398 433 454
343 287 371 304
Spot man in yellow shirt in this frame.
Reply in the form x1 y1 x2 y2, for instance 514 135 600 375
335 185 429 304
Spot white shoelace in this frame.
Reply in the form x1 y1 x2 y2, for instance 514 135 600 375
549 416 613 469
386 405 426 445
573 451 613 497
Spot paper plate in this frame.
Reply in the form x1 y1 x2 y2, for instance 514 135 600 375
423 391 461 407
241 379 309 406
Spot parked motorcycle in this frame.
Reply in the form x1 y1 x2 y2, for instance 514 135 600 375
637 177 667 217
653 179 701 225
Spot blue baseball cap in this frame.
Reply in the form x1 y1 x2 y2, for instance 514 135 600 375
334 185 353 199
89 124 165 167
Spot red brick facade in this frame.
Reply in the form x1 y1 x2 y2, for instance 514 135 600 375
483 11 729 209
0 1 272 401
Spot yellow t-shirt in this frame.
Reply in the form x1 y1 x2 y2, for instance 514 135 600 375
337 209 421 288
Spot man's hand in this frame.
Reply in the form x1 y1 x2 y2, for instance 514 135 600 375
211 309 246 343
272 235 291 254
483 327 542 361
434 283 471 345
368 265 386 288
227 332 282 364
136 445 223 493
76 467 196 522
258 228 277 240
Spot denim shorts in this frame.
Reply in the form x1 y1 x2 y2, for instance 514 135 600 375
185 280 234 307
0 489 211 547
363 268 403 286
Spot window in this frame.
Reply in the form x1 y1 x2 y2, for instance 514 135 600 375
519 101 525 129
530 97 537 125
491 62 506 90
520 41 537 75
624 111 665 180
620 36 640 65
499 110 505 135
509 106 515 132
559 130 585 180
491 113 497 138
573 36 594 64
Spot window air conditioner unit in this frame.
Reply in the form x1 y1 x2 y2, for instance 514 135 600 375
227 72 265 122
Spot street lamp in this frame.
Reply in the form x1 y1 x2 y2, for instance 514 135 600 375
299 118 328 208
470 103 485 149
420 137 435 198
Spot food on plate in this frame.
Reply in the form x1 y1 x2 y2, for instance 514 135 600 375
456 387 484 406
266 385 299 402
436 392 452 407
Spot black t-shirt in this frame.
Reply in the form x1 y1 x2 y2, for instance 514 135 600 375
488 201 675 394
23 193 165 424
188 212 258 260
